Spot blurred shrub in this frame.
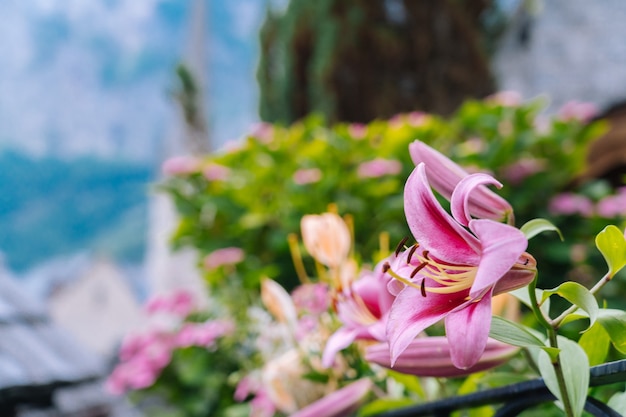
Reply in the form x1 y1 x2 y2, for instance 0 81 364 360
159 95 611 298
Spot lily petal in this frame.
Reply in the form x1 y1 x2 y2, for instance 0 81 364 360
493 253 537 295
261 279 298 329
445 292 493 369
387 285 469 365
451 173 503 227
409 140 514 223
468 219 528 298
366 337 518 377
409 140 467 200
322 328 360 368
301 213 351 268
404 164 479 264
291 378 372 417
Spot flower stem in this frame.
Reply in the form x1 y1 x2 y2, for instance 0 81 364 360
547 328 575 417
550 271 611 329
287 233 310 284
528 277 574 416
527 277 552 329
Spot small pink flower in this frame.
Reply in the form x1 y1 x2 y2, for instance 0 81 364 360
236 375 280 417
293 168 322 185
250 389 278 417
407 111 428 127
295 315 319 341
486 90 522 107
388 113 406 128
291 283 330 315
145 289 196 317
348 123 367 139
202 163 230 181
534 115 552 135
161 156 201 176
500 158 546 185
549 193 594 217
558 100 598 123
203 247 245 270
174 320 234 348
596 192 626 218
250 122 275 143
118 333 151 361
357 158 402 178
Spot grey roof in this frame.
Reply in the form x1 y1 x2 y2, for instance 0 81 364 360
0 273 105 409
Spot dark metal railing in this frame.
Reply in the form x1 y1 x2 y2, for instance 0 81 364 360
376 359 626 417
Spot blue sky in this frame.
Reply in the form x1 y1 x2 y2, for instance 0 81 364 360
0 0 266 161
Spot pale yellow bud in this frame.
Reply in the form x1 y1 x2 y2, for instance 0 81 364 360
300 213 351 268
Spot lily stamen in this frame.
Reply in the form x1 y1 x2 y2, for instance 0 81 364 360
406 244 419 264
394 236 410 257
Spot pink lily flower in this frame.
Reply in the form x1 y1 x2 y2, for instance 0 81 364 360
385 163 536 370
409 140 514 224
322 261 395 367
290 378 372 417
366 337 518 377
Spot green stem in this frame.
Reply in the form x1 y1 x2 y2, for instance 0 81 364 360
528 277 552 329
551 271 611 329
547 328 575 417
528 277 575 416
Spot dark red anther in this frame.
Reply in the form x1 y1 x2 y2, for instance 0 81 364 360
394 236 409 257
410 262 428 278
407 244 419 264
420 278 426 297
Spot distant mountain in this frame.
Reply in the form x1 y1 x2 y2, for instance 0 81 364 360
0 0 267 161
0 151 152 272
0 0 271 272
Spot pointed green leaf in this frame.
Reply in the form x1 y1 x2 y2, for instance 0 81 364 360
520 218 563 241
537 337 589 417
541 282 598 329
578 322 610 366
489 316 559 359
596 225 626 277
510 287 550 316
358 398 417 417
386 370 425 398
607 391 626 414
597 308 626 354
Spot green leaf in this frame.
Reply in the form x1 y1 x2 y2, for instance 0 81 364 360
386 370 426 398
595 225 626 277
510 287 550 316
541 282 598 329
597 308 626 354
358 398 417 417
578 322 610 366
607 391 626 415
520 218 563 241
489 316 559 359
537 336 589 417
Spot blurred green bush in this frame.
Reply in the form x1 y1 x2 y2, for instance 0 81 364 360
160 95 619 304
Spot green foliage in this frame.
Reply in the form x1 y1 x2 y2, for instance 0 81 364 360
537 337 590 417
0 151 151 271
258 1 496 124
158 96 626 416
596 225 626 277
161 97 599 294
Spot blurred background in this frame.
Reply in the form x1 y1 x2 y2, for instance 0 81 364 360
2 0 626 415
